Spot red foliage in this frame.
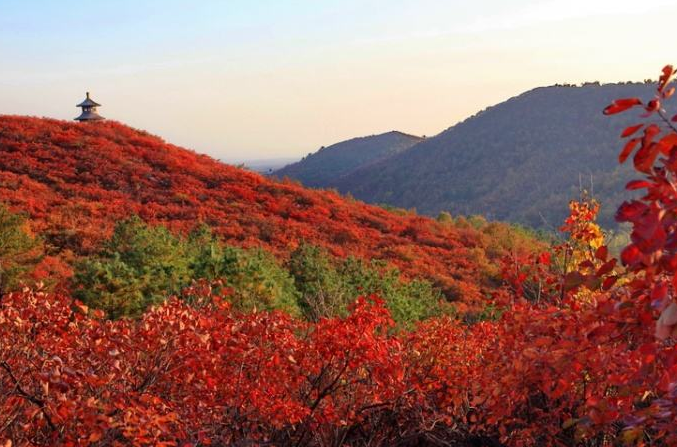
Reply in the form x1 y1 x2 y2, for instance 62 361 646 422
0 290 475 446
0 116 542 306
4 66 677 446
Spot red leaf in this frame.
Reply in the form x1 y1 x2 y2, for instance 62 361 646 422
596 259 617 277
619 138 640 163
620 244 643 266
579 260 595 270
658 64 675 92
658 133 677 155
638 342 657 364
643 124 661 144
603 98 642 115
602 276 618 291
584 275 602 290
621 124 643 138
563 271 586 291
644 124 661 141
625 180 654 190
616 201 647 222
633 142 659 173
651 282 668 301
594 246 608 261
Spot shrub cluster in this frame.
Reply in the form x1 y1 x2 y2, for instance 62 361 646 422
72 218 449 326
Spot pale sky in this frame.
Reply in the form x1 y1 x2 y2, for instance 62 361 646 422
0 0 675 160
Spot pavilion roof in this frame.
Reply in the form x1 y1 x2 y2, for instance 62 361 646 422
76 92 101 108
74 110 105 121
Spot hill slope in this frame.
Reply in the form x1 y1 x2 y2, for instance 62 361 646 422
0 116 541 306
275 131 423 187
300 83 655 229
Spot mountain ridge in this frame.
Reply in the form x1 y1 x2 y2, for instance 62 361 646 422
275 130 423 187
279 82 656 229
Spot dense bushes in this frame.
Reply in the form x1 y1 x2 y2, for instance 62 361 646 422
73 218 299 318
218 246 302 316
73 219 447 325
290 243 449 325
1 270 675 446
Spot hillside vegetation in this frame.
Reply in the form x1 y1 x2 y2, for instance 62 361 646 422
3 65 677 446
0 116 542 310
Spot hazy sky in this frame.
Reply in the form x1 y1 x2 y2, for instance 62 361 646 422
1 1 675 160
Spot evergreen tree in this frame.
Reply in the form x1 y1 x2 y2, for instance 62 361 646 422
73 216 191 318
0 204 42 295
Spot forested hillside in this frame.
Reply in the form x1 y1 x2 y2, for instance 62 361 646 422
275 131 422 187
286 83 655 229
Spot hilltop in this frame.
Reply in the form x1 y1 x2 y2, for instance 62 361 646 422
280 83 656 229
0 116 541 307
275 131 423 187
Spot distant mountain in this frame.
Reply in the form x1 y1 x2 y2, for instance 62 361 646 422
275 131 423 187
285 83 657 229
